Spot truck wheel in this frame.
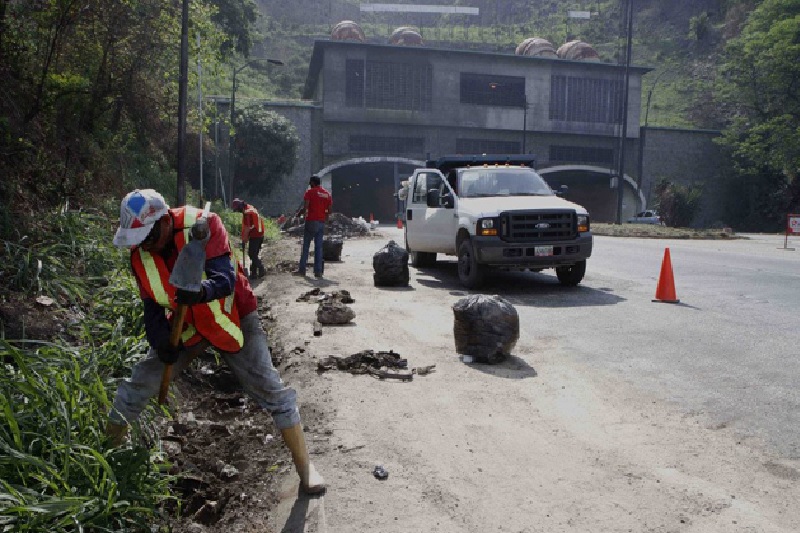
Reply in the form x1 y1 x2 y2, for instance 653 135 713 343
405 230 436 267
410 251 436 267
556 260 586 287
458 240 485 289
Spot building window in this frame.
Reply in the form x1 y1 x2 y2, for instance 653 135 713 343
550 145 615 165
346 59 432 111
549 76 622 124
345 59 365 107
350 135 424 155
456 138 521 154
460 73 525 107
412 172 441 203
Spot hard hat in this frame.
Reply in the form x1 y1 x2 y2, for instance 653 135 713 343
113 189 169 247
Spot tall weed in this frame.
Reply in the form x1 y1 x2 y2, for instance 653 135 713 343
0 205 175 531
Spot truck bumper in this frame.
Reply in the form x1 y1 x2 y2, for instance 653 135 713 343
472 233 593 268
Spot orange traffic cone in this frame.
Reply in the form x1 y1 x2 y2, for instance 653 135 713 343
396 217 403 229
653 248 680 304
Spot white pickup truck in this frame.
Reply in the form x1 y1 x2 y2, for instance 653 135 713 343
401 155 593 289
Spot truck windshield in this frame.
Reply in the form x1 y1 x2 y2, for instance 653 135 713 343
458 168 554 198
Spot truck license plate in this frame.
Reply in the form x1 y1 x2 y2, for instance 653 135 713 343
534 246 554 257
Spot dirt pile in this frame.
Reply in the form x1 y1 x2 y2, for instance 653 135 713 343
282 212 371 238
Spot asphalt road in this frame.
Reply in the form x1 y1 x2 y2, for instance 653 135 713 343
269 228 800 533
400 229 800 460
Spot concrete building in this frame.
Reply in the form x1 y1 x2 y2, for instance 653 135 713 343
299 38 652 223
230 36 728 227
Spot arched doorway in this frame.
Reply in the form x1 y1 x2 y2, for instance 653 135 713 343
539 165 645 223
315 157 423 222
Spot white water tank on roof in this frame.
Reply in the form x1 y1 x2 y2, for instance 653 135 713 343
331 20 365 42
556 40 601 61
515 37 557 58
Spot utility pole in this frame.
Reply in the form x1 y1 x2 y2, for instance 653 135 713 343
176 0 189 206
521 98 528 154
197 32 203 200
615 0 634 224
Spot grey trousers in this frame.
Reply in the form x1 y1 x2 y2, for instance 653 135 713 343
110 312 301 430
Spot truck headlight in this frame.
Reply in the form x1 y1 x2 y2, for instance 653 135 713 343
577 214 590 233
478 218 498 236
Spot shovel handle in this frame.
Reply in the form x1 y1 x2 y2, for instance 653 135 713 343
157 304 188 405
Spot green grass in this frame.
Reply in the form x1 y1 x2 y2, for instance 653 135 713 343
0 206 178 531
593 223 742 239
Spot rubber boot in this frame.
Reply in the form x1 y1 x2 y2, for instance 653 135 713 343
280 424 326 494
106 422 128 447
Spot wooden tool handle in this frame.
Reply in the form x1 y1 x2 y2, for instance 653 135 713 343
157 304 188 405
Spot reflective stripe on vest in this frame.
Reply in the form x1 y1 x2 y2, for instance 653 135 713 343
131 207 244 352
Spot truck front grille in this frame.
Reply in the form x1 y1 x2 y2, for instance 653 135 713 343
502 210 575 242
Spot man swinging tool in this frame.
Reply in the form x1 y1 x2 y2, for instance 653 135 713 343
232 198 266 280
107 189 325 494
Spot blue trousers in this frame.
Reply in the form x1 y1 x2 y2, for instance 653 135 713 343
299 220 325 275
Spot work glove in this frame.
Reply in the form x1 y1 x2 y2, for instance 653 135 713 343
156 341 182 365
176 287 205 305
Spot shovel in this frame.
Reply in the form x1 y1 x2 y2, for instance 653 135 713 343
157 201 212 405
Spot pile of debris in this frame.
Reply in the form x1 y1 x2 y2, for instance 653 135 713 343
318 350 412 380
282 212 371 238
296 288 355 305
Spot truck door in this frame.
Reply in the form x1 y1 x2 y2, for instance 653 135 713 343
406 170 456 252
406 171 442 253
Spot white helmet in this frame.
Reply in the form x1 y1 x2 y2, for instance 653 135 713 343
113 189 170 247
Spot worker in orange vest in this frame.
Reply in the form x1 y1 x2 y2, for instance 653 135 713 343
232 198 266 279
108 189 325 494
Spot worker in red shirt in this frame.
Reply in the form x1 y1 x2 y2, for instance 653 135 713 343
107 189 325 494
232 198 266 279
293 175 332 278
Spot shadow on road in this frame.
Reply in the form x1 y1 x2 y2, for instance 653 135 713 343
412 261 625 308
280 488 326 533
462 355 538 380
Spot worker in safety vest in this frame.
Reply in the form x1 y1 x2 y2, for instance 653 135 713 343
232 198 266 279
107 189 325 494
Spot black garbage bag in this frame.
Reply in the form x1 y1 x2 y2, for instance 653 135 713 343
452 295 519 364
373 240 410 287
323 236 343 261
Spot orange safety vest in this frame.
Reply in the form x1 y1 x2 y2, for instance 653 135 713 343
243 205 264 238
131 206 244 352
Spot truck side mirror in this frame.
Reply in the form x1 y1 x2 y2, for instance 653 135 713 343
556 185 569 197
442 193 455 208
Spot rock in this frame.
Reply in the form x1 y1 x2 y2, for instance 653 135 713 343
373 240 410 287
316 302 355 324
452 295 519 364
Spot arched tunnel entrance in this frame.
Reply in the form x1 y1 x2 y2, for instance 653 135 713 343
317 157 422 222
539 165 644 223
315 160 644 224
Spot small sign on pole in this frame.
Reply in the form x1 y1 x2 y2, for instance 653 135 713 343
781 213 799 250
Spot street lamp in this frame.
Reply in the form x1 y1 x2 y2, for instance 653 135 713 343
226 57 284 204
615 0 634 225
644 68 670 127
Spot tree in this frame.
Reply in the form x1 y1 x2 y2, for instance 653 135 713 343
715 0 800 226
654 179 703 228
234 105 298 196
208 0 259 57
